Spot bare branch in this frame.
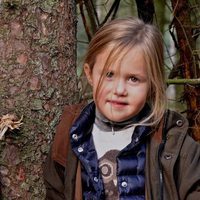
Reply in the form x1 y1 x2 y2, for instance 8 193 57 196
79 0 92 41
84 0 99 33
167 78 200 85
135 0 155 23
100 0 121 26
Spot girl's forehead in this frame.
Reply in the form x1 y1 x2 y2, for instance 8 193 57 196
94 45 126 67
92 45 148 80
94 45 145 69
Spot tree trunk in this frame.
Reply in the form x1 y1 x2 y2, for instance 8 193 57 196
171 0 200 141
0 0 78 199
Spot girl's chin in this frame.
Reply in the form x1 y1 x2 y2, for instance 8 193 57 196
104 113 130 123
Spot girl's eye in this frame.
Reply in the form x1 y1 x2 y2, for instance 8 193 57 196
106 71 114 78
129 76 139 83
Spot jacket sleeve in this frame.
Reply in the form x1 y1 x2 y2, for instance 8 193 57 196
43 147 65 200
180 135 200 200
43 103 85 200
186 181 200 200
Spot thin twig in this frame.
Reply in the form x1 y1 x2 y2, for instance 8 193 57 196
100 0 121 26
79 0 92 41
167 78 200 85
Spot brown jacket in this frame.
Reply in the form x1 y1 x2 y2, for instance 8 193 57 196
43 103 200 200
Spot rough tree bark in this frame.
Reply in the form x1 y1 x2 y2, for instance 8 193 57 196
171 0 200 141
0 0 78 199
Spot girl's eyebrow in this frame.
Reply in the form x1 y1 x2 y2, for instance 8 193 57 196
127 72 146 77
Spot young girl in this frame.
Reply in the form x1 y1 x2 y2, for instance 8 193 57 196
43 18 200 200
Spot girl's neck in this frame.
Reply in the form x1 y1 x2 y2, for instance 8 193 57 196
95 104 150 132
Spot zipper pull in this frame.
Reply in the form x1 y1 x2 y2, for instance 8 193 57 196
112 125 115 135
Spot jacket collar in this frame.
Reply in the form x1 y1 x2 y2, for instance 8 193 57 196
70 101 152 151
95 103 151 132
70 101 95 146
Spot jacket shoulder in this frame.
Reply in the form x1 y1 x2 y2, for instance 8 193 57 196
167 110 200 142
166 110 188 131
52 102 86 167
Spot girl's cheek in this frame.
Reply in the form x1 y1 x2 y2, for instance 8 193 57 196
101 82 113 93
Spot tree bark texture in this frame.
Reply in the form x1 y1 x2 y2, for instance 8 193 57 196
171 0 200 141
0 0 77 199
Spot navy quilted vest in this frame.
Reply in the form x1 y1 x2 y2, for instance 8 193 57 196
70 102 151 200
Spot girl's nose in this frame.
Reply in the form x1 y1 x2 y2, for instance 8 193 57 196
113 79 127 96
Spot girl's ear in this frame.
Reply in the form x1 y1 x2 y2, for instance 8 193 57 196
84 63 93 86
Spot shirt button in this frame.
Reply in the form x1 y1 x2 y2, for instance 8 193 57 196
176 120 183 127
94 177 98 183
72 134 78 140
121 181 128 188
77 146 83 153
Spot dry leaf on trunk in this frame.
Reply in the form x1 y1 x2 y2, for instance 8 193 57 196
0 114 23 140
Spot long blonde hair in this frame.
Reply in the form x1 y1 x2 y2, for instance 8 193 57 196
84 18 167 127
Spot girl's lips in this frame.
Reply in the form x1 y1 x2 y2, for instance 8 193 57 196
107 100 128 107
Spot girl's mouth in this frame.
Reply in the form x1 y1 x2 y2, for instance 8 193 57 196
107 100 128 108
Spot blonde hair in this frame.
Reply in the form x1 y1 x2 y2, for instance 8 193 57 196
84 18 167 127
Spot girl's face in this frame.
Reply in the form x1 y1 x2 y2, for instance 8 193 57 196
84 46 149 122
